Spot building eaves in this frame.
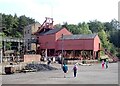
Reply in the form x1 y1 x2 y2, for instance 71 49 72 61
59 33 97 40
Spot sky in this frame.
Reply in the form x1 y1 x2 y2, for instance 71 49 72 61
0 0 119 24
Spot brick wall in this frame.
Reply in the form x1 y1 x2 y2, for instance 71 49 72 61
24 55 41 63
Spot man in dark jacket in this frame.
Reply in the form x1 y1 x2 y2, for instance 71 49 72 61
62 64 68 78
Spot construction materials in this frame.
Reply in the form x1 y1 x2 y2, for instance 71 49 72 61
25 63 57 71
5 66 15 74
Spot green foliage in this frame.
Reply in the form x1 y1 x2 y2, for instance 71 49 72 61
109 30 120 48
54 24 62 29
116 53 120 60
98 29 109 48
100 51 105 56
88 20 105 33
66 24 78 34
1 13 35 52
6 42 12 50
109 43 116 55
1 13 35 38
78 22 92 34
104 22 114 31
63 22 92 34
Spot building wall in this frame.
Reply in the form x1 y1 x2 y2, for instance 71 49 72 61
31 23 41 34
38 34 56 49
56 39 94 50
24 22 41 50
38 28 72 50
94 35 101 51
37 28 100 52
55 28 72 40
24 55 41 63
24 25 32 50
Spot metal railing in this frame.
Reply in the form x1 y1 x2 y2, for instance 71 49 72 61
0 37 24 42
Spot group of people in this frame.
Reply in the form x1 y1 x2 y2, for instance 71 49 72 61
62 59 109 78
62 63 78 78
101 59 109 69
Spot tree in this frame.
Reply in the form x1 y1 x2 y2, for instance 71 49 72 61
98 29 109 48
109 43 116 55
104 22 114 31
66 24 78 34
111 19 120 29
109 30 120 48
18 15 35 36
1 13 35 38
78 22 92 34
88 20 105 33
54 24 62 29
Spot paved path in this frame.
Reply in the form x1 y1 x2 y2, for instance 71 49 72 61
2 63 118 84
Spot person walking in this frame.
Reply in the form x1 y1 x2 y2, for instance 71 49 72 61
47 58 51 65
101 60 105 69
62 64 68 78
105 59 109 69
73 64 78 77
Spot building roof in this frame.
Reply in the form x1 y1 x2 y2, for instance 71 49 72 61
39 28 63 35
59 34 97 40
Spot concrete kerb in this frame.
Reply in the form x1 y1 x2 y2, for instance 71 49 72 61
67 60 99 65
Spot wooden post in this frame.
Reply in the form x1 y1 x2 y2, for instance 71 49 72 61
93 51 96 60
93 51 95 60
45 42 48 61
45 48 47 60
98 50 100 58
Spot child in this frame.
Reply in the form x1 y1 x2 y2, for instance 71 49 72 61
102 60 105 69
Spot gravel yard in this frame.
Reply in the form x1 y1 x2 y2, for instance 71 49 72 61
1 62 118 84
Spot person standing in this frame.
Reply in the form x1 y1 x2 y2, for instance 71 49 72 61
73 64 78 77
58 54 62 64
62 64 68 78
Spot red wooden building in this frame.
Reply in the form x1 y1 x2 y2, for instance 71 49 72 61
34 18 101 60
37 27 101 60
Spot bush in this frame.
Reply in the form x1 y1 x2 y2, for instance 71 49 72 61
82 60 86 64
116 53 120 60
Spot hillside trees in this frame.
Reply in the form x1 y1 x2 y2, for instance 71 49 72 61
1 13 35 38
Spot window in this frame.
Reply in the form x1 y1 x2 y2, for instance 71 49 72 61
99 43 100 49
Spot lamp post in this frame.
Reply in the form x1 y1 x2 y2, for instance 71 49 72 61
61 34 64 65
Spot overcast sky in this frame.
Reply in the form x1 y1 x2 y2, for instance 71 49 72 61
0 0 119 24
